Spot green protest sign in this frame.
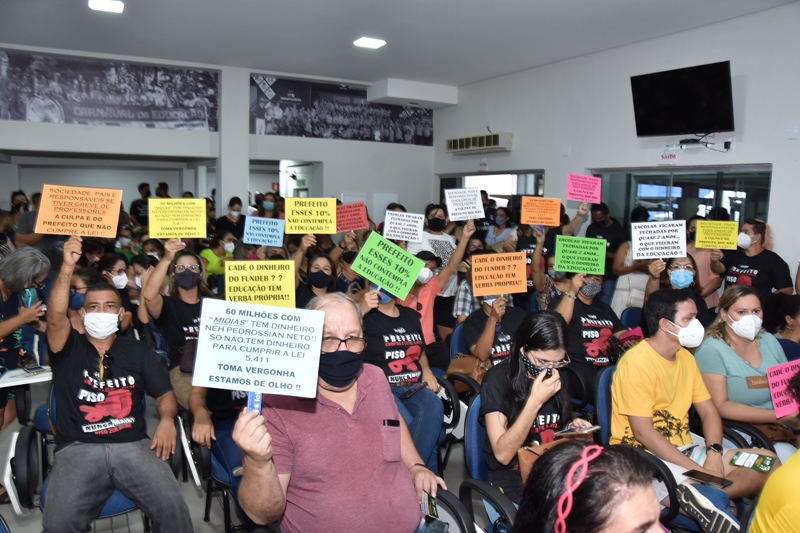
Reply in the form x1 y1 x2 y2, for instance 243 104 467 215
350 232 425 300
554 235 607 275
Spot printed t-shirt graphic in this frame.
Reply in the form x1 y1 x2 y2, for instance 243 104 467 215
79 369 136 434
580 313 615 364
363 306 425 384
516 234 537 289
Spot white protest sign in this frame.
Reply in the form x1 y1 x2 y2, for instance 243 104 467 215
444 188 485 222
193 298 324 398
383 211 425 243
631 220 687 260
242 216 285 247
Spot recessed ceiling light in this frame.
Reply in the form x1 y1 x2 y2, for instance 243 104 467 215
89 0 125 13
353 37 386 49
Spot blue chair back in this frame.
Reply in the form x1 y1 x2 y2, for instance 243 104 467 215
464 394 488 481
595 365 616 446
450 322 468 359
778 338 800 362
620 307 642 329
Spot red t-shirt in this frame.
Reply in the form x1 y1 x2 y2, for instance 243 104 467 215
263 364 422 533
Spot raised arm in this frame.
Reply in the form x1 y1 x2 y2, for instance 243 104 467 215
469 298 505 362
293 234 315 288
143 238 184 319
644 259 665 299
46 235 82 353
437 219 475 285
553 274 585 324
709 249 726 275
562 202 589 237
530 227 547 292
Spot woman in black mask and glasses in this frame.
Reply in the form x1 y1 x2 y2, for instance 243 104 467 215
143 238 215 405
480 311 592 504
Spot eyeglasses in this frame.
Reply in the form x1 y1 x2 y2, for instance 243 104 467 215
526 352 571 369
106 268 126 277
174 264 201 273
668 264 695 272
320 336 367 353
468 245 483 251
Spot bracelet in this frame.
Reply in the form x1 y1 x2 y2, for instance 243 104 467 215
408 463 427 471
564 292 577 300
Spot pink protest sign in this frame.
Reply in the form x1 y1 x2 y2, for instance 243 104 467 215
566 173 602 204
767 360 800 418
336 202 369 233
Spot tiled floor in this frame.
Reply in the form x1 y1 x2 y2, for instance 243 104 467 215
0 382 477 532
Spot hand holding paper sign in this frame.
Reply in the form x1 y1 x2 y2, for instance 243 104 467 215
577 202 590 217
233 410 274 465
489 296 507 321
569 274 586 296
648 259 666 280
710 249 723 263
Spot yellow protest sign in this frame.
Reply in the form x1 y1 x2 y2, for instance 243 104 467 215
695 220 739 250
284 198 337 234
35 184 122 238
148 198 207 238
225 260 296 308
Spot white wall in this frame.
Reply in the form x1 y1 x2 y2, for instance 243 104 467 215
434 3 800 269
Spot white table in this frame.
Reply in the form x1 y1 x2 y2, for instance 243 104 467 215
0 367 52 389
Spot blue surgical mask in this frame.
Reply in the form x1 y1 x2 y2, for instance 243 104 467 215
69 290 85 310
495 216 507 226
262 201 275 211
370 283 393 304
669 269 694 289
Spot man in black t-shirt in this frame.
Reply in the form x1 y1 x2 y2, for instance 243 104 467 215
464 294 526 366
584 203 627 306
129 182 150 228
43 235 192 532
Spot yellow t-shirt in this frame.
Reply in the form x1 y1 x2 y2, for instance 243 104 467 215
749 450 800 533
610 340 711 447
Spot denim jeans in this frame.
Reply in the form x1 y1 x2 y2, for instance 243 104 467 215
391 384 444 473
43 439 193 533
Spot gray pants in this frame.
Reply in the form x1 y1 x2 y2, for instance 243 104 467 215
43 439 192 533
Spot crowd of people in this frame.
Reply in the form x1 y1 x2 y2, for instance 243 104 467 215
0 185 798 533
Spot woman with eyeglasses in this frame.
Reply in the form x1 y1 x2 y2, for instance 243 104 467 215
94 253 133 334
361 283 444 473
642 255 711 336
480 311 592 504
143 239 215 405
695 285 797 462
199 230 236 280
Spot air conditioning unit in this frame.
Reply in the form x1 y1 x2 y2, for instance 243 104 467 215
446 132 513 155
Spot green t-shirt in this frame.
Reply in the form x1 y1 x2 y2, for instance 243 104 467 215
695 334 787 409
199 248 231 278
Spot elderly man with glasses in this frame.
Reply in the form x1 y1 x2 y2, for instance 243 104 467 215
233 292 445 533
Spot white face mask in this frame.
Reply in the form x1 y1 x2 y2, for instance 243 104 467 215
116 237 131 247
737 232 753 249
416 267 434 284
146 252 159 259
667 318 705 348
133 275 142 290
111 273 128 290
727 313 762 341
223 242 236 254
83 311 120 339
229 210 241 220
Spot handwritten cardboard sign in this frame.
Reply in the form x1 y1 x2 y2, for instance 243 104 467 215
225 260 295 308
336 202 369 233
554 235 606 275
382 211 425 243
766 360 800 418
471 252 527 297
193 298 323 398
243 216 285 247
284 198 337 234
35 184 122 238
566 173 601 204
695 220 739 250
631 220 686 260
444 188 485 222
148 198 207 238
520 196 562 227
350 232 424 300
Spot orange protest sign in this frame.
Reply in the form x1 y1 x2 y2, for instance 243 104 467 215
336 202 369 233
35 184 122 238
520 196 561 226
471 252 528 297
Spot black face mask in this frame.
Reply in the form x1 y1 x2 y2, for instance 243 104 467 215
308 270 333 288
173 271 202 290
268 254 286 260
341 251 358 264
145 189 151 197
427 218 446 232
687 230 696 242
318 350 364 388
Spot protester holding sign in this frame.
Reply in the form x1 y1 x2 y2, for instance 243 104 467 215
232 293 445 533
550 272 627 404
529 226 573 311
44 235 192 532
484 207 516 252
710 218 792 300
362 284 444 473
585 203 627 306
609 206 651 317
293 234 340 309
695 286 797 462
686 216 723 312
642 256 712 335
407 204 459 341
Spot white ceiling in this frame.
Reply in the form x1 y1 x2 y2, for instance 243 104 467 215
0 0 795 87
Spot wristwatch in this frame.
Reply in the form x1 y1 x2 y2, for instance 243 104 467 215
706 443 723 455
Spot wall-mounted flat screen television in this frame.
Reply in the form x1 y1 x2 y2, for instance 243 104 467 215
630 61 734 137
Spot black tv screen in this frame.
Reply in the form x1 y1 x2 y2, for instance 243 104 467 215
630 61 735 137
